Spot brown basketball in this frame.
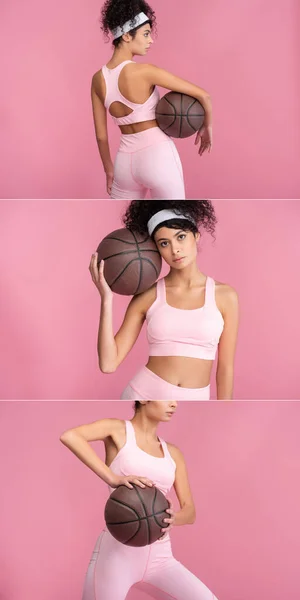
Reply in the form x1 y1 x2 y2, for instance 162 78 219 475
104 484 170 547
155 92 205 138
96 228 162 296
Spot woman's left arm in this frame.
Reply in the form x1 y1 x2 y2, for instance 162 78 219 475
143 64 212 126
160 445 196 538
142 64 213 155
216 285 239 400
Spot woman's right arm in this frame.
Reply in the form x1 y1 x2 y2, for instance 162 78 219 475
89 255 153 373
60 418 154 489
91 72 114 195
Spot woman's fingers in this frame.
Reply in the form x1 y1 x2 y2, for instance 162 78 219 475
125 481 134 489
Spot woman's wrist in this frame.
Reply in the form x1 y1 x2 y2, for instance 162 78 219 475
104 470 116 487
105 165 114 175
100 294 113 305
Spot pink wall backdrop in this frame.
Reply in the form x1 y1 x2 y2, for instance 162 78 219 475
1 401 300 600
1 199 300 400
0 0 299 199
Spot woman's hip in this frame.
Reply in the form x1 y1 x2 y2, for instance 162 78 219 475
121 366 210 400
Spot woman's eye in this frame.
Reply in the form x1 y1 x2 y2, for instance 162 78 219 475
178 234 186 240
160 242 168 248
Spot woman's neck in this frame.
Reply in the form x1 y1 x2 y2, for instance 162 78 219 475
167 262 205 287
109 47 134 65
131 415 159 441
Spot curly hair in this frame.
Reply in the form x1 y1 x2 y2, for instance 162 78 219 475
122 200 217 239
100 0 157 46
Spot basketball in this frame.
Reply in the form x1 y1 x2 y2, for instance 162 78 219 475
96 228 162 296
105 484 170 547
155 92 205 138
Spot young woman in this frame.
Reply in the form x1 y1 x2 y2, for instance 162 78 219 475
89 200 239 400
60 400 219 599
92 0 212 199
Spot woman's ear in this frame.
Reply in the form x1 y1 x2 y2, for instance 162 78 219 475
195 232 200 243
123 32 132 43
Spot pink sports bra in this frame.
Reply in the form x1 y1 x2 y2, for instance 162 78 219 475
101 60 160 126
108 420 176 497
146 276 224 360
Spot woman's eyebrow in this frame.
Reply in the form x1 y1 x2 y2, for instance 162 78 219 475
156 230 184 242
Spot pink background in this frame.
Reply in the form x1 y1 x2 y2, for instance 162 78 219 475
1 0 299 199
1 199 300 400
1 401 300 600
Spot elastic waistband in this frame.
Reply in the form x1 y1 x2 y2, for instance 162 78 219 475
128 366 210 400
118 126 172 153
149 343 216 361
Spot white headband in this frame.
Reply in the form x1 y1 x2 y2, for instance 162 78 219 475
111 12 149 40
147 209 195 236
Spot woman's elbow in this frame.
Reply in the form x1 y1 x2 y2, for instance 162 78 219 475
98 361 117 374
60 429 75 444
188 506 196 524
190 512 196 524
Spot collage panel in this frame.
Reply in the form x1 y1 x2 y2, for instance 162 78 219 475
1 199 299 401
1 400 300 600
1 1 299 200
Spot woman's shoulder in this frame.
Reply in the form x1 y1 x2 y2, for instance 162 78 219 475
214 281 239 315
165 442 184 464
91 69 106 101
214 280 238 300
91 69 103 84
128 280 159 313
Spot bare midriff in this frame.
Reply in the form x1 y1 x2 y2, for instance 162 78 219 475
119 119 158 134
145 356 213 389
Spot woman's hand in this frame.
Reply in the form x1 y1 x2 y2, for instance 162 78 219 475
159 500 175 539
195 124 212 156
106 171 114 196
89 255 113 301
109 474 155 490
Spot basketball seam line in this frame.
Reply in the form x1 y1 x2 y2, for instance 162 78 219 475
98 249 160 261
131 229 143 294
159 96 201 135
102 234 150 245
109 257 161 290
108 497 142 545
106 508 168 525
134 485 151 545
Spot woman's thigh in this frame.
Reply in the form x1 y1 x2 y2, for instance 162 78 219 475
143 558 218 600
82 531 147 600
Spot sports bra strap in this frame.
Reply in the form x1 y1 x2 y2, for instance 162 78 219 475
125 420 136 445
156 278 166 303
204 276 216 306
160 438 176 466
103 60 133 75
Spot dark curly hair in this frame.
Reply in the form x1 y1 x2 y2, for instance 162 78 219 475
122 200 217 239
100 0 157 47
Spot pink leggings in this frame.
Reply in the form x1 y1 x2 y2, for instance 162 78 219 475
121 366 210 400
82 530 218 600
110 127 186 200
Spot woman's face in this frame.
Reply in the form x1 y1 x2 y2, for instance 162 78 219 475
141 401 178 422
125 24 154 55
154 227 200 269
